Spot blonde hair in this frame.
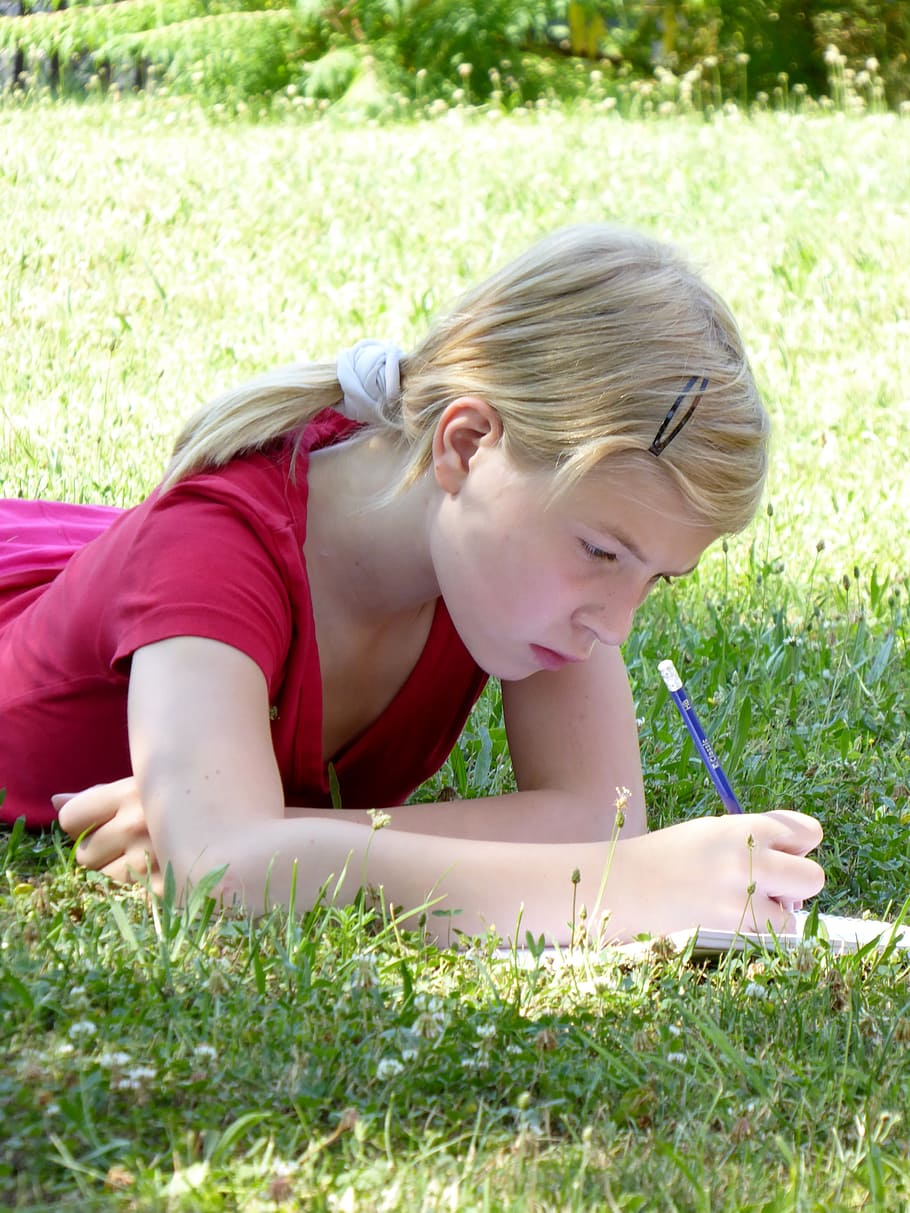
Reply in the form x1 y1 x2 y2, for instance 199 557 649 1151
166 225 768 532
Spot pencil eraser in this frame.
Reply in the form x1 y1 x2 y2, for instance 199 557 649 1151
658 660 682 692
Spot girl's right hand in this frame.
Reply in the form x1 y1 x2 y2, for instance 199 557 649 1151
617 809 824 939
54 778 162 895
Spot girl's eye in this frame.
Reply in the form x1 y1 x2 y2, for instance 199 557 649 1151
580 540 618 562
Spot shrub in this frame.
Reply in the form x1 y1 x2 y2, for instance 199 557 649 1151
293 0 557 106
106 10 306 102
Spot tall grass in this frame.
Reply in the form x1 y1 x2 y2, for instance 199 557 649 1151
1 101 909 1210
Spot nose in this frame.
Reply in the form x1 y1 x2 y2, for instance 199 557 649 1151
575 598 637 649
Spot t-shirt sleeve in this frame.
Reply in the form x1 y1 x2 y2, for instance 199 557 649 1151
106 483 294 688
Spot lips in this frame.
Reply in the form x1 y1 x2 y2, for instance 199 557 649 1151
530 644 585 671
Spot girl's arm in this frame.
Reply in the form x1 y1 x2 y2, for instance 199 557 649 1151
61 636 824 944
292 643 644 844
500 643 648 839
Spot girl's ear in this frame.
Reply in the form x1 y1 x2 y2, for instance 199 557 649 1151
432 397 504 494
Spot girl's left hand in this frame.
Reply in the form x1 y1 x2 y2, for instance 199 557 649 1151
54 778 162 894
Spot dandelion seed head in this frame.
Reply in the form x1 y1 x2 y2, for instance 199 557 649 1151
349 954 380 990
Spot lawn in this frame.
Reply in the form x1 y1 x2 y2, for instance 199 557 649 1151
1 97 909 1211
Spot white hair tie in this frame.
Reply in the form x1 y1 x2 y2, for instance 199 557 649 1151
336 339 403 423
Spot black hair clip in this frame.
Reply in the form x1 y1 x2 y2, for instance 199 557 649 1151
648 375 709 457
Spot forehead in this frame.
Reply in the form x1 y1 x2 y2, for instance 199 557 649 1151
550 457 720 564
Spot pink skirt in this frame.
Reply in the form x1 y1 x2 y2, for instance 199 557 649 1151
0 498 123 588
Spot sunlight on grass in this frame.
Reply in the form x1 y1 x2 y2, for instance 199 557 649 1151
1 102 907 574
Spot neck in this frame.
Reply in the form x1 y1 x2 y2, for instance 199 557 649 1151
304 432 439 622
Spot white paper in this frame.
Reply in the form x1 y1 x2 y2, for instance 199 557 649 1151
495 912 910 964
672 911 910 956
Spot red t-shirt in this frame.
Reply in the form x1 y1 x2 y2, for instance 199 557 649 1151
0 411 488 827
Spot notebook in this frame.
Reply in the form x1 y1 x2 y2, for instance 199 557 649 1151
670 911 910 956
497 912 910 965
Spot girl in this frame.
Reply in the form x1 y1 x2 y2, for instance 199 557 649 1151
0 225 824 945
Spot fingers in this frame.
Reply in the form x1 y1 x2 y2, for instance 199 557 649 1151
759 847 826 901
55 778 138 838
53 778 160 892
70 796 149 868
100 850 161 889
759 809 824 854
746 893 799 936
707 812 825 934
745 814 825 928
79 818 160 892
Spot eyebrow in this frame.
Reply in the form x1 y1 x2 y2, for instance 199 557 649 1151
597 524 701 579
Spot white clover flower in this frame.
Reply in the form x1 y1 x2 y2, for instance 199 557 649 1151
113 1064 157 1092
193 1044 217 1060
99 1051 132 1068
376 1057 404 1080
745 982 769 999
401 1047 418 1062
667 1023 682 1037
476 1022 496 1040
667 1051 688 1065
68 1020 97 1040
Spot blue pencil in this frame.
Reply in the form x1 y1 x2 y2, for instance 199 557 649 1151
658 659 744 815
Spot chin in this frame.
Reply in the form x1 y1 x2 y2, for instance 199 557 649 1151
490 655 543 683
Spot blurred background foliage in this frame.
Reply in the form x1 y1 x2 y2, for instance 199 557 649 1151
0 0 907 111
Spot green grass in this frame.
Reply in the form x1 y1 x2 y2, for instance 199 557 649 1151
2 98 909 1210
